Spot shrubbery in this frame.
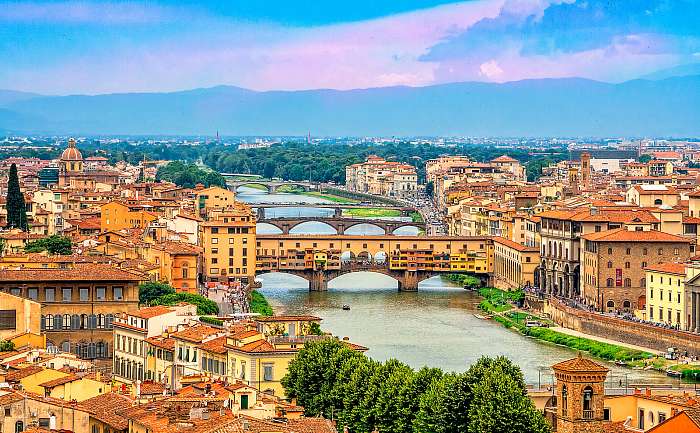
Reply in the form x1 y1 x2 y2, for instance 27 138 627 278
151 292 219 315
250 290 273 316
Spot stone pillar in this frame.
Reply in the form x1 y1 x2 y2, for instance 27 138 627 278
334 207 343 218
693 292 698 333
257 207 266 220
309 271 327 292
336 224 345 235
282 224 290 235
401 271 419 291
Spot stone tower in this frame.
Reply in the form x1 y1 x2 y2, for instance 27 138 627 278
552 353 609 433
580 152 591 189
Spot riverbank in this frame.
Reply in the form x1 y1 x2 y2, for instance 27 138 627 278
442 274 480 289
342 208 400 218
250 290 274 316
478 287 653 363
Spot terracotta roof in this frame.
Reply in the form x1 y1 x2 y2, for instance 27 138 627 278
582 228 691 243
491 155 519 163
38 374 78 388
139 381 167 396
171 324 221 343
644 262 687 275
493 236 539 252
145 336 175 351
552 354 609 373
198 336 228 354
0 263 142 282
128 305 174 319
5 365 44 382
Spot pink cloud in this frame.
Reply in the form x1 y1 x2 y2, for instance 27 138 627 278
0 1 182 24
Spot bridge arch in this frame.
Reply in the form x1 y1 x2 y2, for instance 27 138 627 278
234 183 273 193
344 222 387 235
391 224 424 236
288 221 337 235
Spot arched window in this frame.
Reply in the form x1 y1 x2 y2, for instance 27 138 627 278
106 314 114 329
71 314 81 330
640 278 646 287
583 386 593 413
624 278 632 287
608 247 613 255
61 341 70 353
625 262 630 269
607 300 615 309
606 278 614 287
623 300 631 310
88 342 96 359
562 384 568 413
607 261 613 269
53 314 62 330
63 314 71 330
41 315 46 331
654 199 663 205
97 314 105 329
15 421 24 433
97 341 106 358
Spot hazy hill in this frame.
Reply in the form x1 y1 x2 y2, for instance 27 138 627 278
0 76 698 136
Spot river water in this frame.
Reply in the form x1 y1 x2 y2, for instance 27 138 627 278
237 187 670 386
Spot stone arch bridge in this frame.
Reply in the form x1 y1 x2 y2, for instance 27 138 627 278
257 216 425 235
225 179 316 193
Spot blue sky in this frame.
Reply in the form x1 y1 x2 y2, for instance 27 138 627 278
1 0 699 94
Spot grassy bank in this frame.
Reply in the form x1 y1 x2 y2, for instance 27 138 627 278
478 291 653 362
301 191 359 203
250 290 274 316
342 208 401 218
409 211 423 223
443 274 481 289
240 183 269 191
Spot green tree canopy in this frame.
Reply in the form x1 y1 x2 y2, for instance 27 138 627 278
150 292 219 315
24 235 72 255
6 163 28 231
138 281 176 305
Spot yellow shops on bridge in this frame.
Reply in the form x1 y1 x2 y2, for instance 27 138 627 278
255 234 494 290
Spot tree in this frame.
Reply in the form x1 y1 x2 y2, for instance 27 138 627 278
139 281 175 305
6 163 28 231
638 154 652 163
263 160 276 178
0 340 15 352
281 339 363 417
151 292 218 315
373 361 416 433
24 235 72 255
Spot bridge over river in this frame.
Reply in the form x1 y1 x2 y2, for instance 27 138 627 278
255 234 493 291
257 216 425 235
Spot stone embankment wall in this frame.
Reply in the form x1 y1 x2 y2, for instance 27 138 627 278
542 298 700 356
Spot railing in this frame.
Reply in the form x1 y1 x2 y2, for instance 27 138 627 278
267 335 328 345
582 410 594 420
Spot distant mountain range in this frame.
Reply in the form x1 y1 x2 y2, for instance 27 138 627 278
1 75 699 137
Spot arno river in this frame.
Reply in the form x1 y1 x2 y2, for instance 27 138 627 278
237 187 670 386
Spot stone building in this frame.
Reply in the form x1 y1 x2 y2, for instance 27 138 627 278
0 264 141 359
552 354 610 433
538 208 659 301
580 228 692 312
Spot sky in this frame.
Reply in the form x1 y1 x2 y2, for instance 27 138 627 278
1 0 699 95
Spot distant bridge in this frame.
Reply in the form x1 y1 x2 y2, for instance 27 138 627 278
257 216 425 235
254 205 417 219
224 177 317 193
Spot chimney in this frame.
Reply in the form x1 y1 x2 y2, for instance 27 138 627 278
645 387 651 397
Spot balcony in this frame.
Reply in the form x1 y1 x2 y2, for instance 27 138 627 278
582 410 594 420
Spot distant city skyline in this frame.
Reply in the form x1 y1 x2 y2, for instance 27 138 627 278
1 0 699 95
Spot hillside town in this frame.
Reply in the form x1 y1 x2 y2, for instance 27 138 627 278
3 137 700 432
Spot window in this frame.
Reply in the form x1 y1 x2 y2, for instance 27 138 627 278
211 227 219 234
606 278 613 287
62 288 72 302
624 278 631 287
211 238 218 244
626 248 631 255
0 310 17 330
674 248 679 255
80 288 89 301
658 248 664 255
608 247 613 255
583 386 593 415
263 364 274 381
607 261 613 269
113 287 123 300
625 262 631 269
96 287 106 300
642 261 647 268
28 288 38 300
643 248 648 255
45 288 55 302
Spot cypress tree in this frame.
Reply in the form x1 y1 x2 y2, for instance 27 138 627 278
6 163 28 231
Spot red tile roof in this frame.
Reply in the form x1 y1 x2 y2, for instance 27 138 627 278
582 228 691 243
0 263 143 282
552 354 609 373
644 262 686 275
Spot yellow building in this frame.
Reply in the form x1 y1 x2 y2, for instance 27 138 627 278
605 389 699 431
200 204 257 285
493 237 540 290
100 201 158 232
38 372 109 402
0 291 42 342
143 241 201 293
194 186 236 217
645 263 692 329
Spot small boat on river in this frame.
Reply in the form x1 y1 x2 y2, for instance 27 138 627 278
342 304 351 311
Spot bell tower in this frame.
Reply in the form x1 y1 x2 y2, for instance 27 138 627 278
552 353 609 433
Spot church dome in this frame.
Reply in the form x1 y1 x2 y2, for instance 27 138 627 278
60 138 83 161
